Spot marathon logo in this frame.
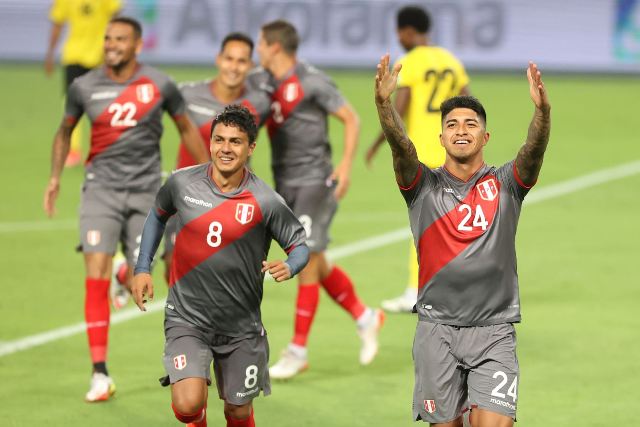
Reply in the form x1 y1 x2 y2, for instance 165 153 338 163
90 91 118 100
490 398 516 411
236 387 259 398
184 195 213 208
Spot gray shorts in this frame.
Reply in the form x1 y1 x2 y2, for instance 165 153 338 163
413 322 519 423
162 215 178 257
79 183 156 266
276 181 337 252
162 321 271 405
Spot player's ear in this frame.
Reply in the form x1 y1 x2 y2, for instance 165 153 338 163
135 38 143 55
248 142 257 156
483 131 490 146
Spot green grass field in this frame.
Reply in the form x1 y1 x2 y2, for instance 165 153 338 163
0 63 639 426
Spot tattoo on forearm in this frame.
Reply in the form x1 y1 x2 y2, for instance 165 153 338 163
376 100 419 185
517 107 551 184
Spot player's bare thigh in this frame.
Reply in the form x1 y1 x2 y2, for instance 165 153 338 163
84 252 113 279
298 252 331 283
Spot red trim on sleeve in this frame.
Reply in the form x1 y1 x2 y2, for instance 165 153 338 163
398 166 423 191
285 244 296 255
64 115 79 127
513 162 536 189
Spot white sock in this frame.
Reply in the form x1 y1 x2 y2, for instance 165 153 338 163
288 343 307 359
356 308 374 329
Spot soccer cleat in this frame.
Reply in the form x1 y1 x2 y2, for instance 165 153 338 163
85 372 116 402
358 309 385 365
381 292 416 313
269 348 309 380
110 256 130 310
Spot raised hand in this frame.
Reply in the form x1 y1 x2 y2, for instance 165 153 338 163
375 54 402 105
527 61 550 112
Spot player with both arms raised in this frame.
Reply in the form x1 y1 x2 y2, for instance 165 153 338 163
132 105 309 427
375 53 550 426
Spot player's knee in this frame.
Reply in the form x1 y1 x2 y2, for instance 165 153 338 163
224 401 252 420
172 394 205 418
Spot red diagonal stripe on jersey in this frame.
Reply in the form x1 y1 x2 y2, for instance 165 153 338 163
418 175 500 288
87 76 161 164
266 75 304 138
169 191 264 286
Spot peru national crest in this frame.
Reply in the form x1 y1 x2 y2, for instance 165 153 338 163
173 354 187 370
424 399 436 414
86 230 101 246
136 83 154 104
476 178 498 201
235 203 255 225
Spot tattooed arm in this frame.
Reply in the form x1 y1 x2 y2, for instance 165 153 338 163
515 62 551 186
374 54 420 187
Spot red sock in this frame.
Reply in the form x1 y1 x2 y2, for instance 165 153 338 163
292 283 320 347
321 266 366 319
172 403 206 425
85 278 110 363
225 409 255 427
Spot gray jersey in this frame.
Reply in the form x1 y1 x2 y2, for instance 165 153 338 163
401 160 531 326
248 63 346 187
176 79 271 168
154 163 306 336
65 65 185 191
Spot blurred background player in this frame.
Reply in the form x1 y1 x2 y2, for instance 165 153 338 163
44 0 122 167
161 32 271 283
365 5 470 313
132 105 309 427
43 16 209 402
253 20 384 380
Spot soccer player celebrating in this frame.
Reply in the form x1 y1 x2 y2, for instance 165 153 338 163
252 20 384 380
374 54 550 426
162 32 271 284
43 17 209 402
366 5 471 313
132 105 309 427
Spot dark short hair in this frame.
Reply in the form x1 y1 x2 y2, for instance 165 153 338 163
261 20 299 54
440 96 487 125
221 32 254 55
397 5 431 34
210 105 258 144
109 16 142 39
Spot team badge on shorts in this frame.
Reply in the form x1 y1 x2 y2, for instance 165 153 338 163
235 203 254 225
86 230 101 246
173 354 187 370
136 84 155 104
424 399 436 414
476 178 498 201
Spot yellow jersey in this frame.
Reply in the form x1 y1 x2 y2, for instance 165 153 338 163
49 0 121 68
396 46 469 168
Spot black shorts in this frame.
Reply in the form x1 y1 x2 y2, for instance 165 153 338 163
65 64 91 91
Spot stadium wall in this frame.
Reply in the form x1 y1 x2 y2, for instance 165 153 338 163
1 0 639 73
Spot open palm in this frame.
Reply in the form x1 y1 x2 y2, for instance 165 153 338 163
375 54 402 105
527 61 550 111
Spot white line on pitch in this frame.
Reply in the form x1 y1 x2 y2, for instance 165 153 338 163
1 159 639 358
